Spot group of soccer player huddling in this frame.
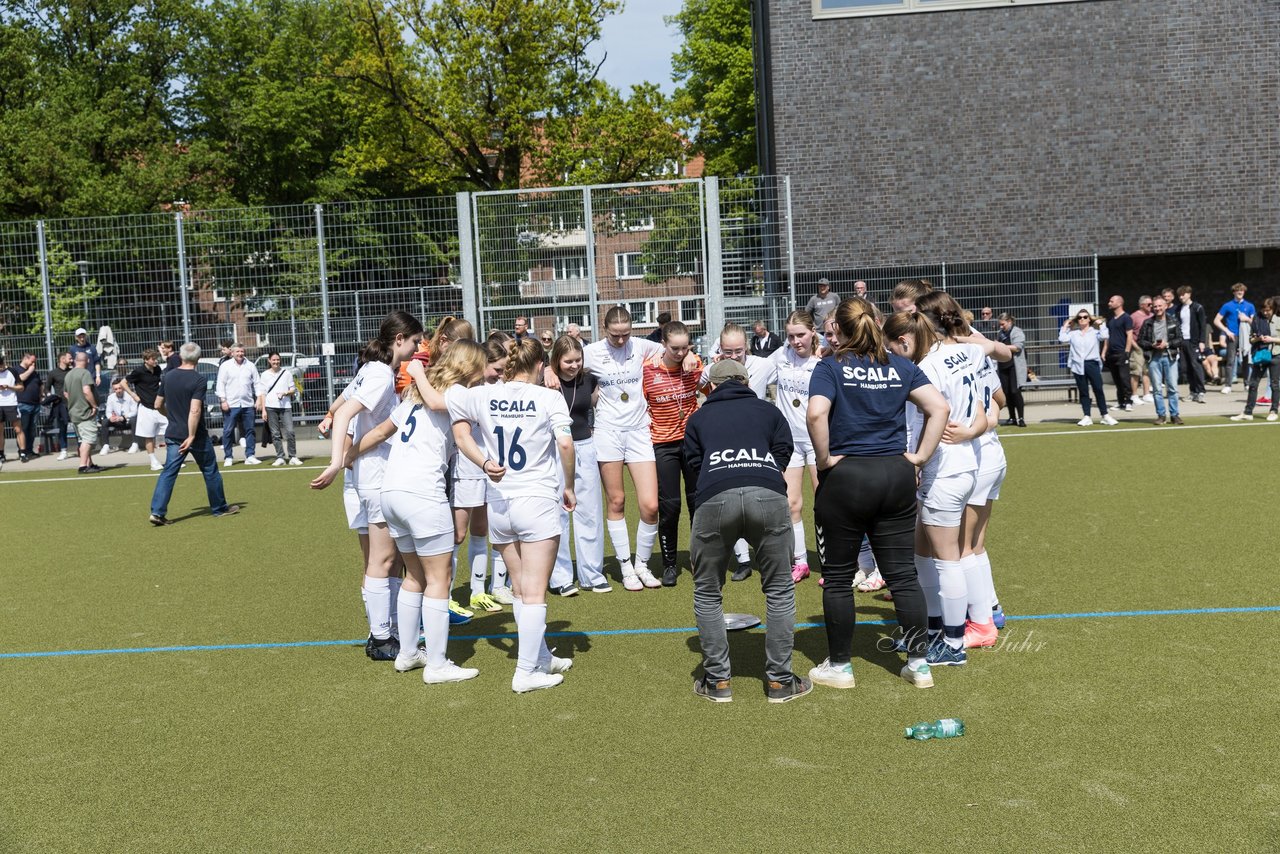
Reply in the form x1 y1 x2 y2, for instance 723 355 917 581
309 277 1012 694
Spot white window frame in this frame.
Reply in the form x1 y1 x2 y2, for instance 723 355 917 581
615 252 646 280
679 298 703 326
625 300 656 326
550 255 587 281
610 211 655 232
555 310 591 333
813 0 1096 18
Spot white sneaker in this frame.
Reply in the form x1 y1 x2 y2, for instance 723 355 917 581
223 457 233 466
1099 414 1118 426
1222 386 1233 394
636 566 661 589
622 572 643 592
540 651 573 675
57 450 69 461
423 659 480 684
1132 396 1145 406
490 585 516 605
1122 403 1134 412
900 662 935 689
271 458 286 467
238 436 246 448
127 443 139 454
394 650 429 672
101 445 113 455
288 457 303 466
511 669 563 693
243 456 262 466
1230 413 1254 421
1144 394 1155 403
808 659 856 689
1076 416 1093 427
1268 413 1279 422
150 460 163 471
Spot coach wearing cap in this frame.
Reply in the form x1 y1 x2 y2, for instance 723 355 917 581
681 358 810 704
68 327 101 397
805 278 840 328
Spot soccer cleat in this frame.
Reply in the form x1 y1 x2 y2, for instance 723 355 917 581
900 662 935 688
468 592 502 613
693 676 733 703
589 582 613 593
448 600 474 624
852 568 867 586
512 669 563 693
550 584 579 597
541 650 573 675
926 640 968 667
288 457 304 465
790 561 810 583
490 586 515 605
963 620 999 649
662 565 679 587
622 572 644 592
243 456 262 466
150 460 163 471
127 443 139 454
636 566 662 589
148 514 172 527
855 569 885 592
731 562 753 582
1099 414 1118 426
365 634 400 661
1076 416 1093 427
992 604 1006 630
424 660 480 684
808 659 855 689
766 674 813 704
1231 413 1254 421
394 649 429 672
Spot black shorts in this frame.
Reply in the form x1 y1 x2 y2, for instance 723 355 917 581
0 405 18 423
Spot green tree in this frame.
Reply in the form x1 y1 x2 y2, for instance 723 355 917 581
669 0 756 176
0 234 101 333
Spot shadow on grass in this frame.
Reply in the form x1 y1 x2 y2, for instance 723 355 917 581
167 501 251 523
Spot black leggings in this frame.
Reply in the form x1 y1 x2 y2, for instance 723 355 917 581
998 367 1025 421
813 454 928 661
654 440 698 570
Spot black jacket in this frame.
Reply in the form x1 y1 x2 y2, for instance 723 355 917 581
1138 311 1184 357
750 332 782 357
683 380 792 510
1175 300 1208 346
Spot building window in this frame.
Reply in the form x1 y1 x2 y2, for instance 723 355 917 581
625 301 656 325
610 211 656 232
679 298 703 326
814 0 1093 18
556 310 590 332
615 252 646 280
551 256 587 281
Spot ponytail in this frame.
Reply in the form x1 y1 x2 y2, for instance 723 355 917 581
364 310 423 364
915 291 971 338
832 297 888 364
503 338 544 382
882 311 937 363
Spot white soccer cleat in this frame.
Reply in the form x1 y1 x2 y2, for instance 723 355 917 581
423 660 479 684
622 573 643 592
541 651 573 675
1076 416 1093 427
636 566 661 589
490 586 516 605
394 650 429 672
512 669 563 693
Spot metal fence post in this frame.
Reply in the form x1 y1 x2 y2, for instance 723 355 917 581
704 176 725 339
315 204 334 403
174 212 192 342
783 176 796 311
582 187 600 334
456 192 479 331
35 221 55 368
940 262 947 292
1092 253 1099 309
288 295 298 355
354 291 362 343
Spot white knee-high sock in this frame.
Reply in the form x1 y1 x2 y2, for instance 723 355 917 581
422 597 450 666
396 591 423 656
936 559 968 649
388 575 402 630
363 575 392 640
511 595 551 667
978 551 1000 613
490 551 508 591
607 519 632 565
515 603 548 675
468 537 489 595
635 520 658 568
734 538 750 564
791 521 807 562
964 553 994 626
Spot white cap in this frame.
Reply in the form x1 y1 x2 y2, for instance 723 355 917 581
74 327 88 336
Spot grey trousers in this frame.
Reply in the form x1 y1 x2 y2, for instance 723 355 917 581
689 486 795 682
266 407 296 459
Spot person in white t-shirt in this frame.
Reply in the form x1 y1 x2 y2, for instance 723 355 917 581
770 311 822 583
311 311 425 662
349 340 489 684
257 351 301 465
450 338 576 693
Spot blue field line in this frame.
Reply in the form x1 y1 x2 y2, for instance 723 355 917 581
2 604 1277 661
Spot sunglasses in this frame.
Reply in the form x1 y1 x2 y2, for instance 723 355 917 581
1077 315 1091 320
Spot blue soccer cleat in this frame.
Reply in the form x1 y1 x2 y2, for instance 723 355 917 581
926 639 967 667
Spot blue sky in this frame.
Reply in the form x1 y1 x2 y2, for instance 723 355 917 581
593 0 685 94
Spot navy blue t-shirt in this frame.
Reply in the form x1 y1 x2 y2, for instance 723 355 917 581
1105 313 1132 354
809 353 930 456
158 367 209 443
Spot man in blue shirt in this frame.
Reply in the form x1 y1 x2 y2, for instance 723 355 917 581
1213 283 1256 393
68 327 101 399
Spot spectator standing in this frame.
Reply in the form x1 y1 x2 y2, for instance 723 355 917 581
127 349 167 470
1129 296 1153 404
101 378 138 453
566 323 589 345
149 342 239 525
68 328 101 399
647 312 671 343
682 358 810 704
1139 296 1184 425
217 339 234 365
1213 283 1257 394
14 352 41 460
538 329 555 360
1103 295 1135 410
1232 297 1280 422
257 351 301 466
512 315 532 344
1176 286 1209 403
1059 309 1117 427
158 340 181 372
215 343 262 465
64 352 102 473
996 313 1027 427
974 306 998 338
45 352 72 459
852 280 873 307
0 354 26 465
750 320 782 357
805 278 840 328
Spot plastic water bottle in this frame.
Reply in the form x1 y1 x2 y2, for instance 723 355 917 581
904 719 965 740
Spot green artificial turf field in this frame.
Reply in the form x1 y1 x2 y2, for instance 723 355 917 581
2 419 1278 852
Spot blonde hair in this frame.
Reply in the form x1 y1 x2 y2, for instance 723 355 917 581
428 339 486 393
784 309 819 352
503 337 544 382
832 297 887 363
882 311 938 363
429 315 475 359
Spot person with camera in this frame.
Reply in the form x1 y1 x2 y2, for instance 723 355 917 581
1138 295 1184 425
1230 297 1280 422
1059 309 1118 427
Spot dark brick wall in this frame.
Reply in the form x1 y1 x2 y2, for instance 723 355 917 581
765 0 1280 269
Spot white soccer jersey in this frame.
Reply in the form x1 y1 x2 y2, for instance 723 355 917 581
914 342 984 477
770 346 820 440
380 398 452 499
449 382 487 479
583 337 662 431
448 381 572 502
699 354 776 401
342 361 396 490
